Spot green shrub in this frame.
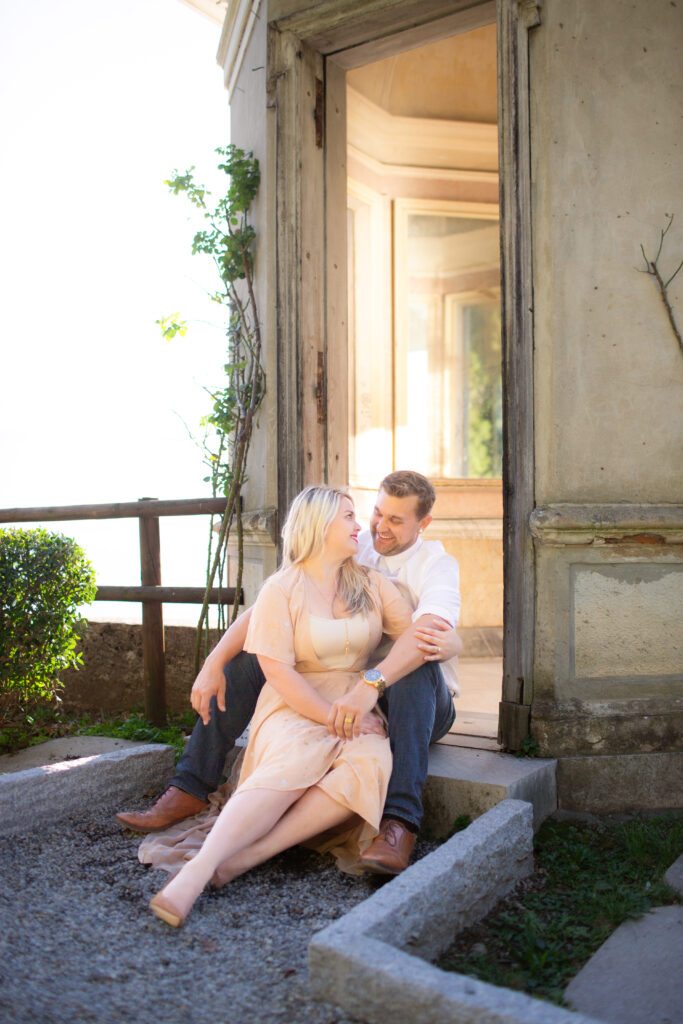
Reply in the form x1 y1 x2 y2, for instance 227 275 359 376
0 528 97 701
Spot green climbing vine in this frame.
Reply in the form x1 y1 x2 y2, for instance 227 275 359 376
159 146 265 670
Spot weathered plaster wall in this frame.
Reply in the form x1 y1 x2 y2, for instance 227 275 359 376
439 535 503 630
528 0 683 795
531 0 683 503
533 542 683 703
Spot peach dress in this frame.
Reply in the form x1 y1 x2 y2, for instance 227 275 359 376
234 565 412 872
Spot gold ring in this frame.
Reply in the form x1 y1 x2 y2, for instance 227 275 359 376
344 715 353 723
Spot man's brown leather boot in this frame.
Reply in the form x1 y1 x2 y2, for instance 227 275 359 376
357 817 416 875
116 786 208 833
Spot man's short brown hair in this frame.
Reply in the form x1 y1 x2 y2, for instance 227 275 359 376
379 471 436 521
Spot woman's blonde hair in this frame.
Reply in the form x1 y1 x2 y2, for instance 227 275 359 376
280 485 373 614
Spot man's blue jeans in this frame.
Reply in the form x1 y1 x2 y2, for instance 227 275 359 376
171 652 455 830
379 660 455 829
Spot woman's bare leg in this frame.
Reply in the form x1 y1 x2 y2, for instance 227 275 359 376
212 784 352 888
153 786 305 921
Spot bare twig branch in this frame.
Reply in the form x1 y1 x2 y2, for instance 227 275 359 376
639 214 682 353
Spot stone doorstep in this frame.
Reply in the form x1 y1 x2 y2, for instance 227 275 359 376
425 743 558 835
0 743 175 838
309 800 602 1024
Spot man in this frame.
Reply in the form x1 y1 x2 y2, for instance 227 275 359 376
117 471 461 874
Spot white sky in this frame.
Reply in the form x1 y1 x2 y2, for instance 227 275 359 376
0 0 232 624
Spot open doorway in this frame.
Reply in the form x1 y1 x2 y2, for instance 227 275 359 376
345 25 503 749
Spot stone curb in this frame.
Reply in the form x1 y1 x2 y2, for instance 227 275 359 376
0 744 175 837
309 799 603 1024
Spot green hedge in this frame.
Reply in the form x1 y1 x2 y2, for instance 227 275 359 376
0 528 97 701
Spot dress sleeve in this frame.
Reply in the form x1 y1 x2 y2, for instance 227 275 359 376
372 571 414 641
244 577 296 666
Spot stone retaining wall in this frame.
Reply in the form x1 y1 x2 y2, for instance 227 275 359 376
59 620 499 719
59 622 221 717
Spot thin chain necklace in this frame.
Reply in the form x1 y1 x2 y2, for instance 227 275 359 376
306 572 339 615
305 572 350 656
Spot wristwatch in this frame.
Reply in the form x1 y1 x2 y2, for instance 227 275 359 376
361 668 387 697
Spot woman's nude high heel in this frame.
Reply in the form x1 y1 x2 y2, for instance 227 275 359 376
149 890 187 928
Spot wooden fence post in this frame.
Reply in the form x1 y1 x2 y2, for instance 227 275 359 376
139 498 166 725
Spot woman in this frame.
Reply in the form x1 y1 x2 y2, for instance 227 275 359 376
149 485 413 927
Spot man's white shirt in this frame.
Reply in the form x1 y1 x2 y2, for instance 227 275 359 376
356 531 461 696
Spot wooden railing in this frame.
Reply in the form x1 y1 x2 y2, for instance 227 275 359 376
0 497 241 724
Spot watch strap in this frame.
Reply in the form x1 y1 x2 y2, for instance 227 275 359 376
361 670 387 697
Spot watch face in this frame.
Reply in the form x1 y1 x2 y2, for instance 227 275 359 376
365 669 382 683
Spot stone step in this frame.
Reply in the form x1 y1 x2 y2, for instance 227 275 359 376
424 743 557 835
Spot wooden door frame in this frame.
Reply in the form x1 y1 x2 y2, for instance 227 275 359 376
266 0 539 747
497 0 540 746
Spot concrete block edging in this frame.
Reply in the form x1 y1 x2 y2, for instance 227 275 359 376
0 744 175 837
309 799 602 1024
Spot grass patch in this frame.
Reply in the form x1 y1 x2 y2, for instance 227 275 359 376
437 814 683 1006
0 698 196 763
78 709 195 762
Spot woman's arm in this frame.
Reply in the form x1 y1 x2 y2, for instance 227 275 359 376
256 655 332 724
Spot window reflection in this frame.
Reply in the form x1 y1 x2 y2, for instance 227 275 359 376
395 205 502 479
348 198 501 483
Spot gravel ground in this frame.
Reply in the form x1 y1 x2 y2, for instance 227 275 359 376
0 810 437 1024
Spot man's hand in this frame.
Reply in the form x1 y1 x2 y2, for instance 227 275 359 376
414 617 462 662
190 656 227 726
327 681 378 739
188 608 252 725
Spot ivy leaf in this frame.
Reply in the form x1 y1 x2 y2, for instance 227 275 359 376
156 314 188 340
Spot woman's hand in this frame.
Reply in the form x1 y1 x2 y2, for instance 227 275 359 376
358 713 387 737
415 618 463 662
328 681 378 739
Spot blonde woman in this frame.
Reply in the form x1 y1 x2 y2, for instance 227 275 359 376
149 485 412 927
